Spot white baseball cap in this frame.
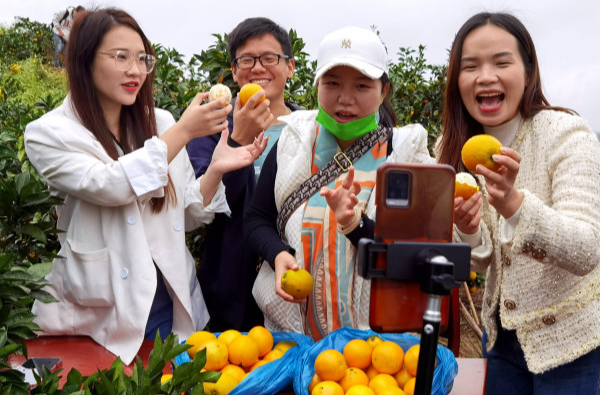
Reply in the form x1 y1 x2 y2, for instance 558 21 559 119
314 26 389 84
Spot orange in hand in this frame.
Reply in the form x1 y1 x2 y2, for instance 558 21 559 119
461 134 502 173
455 172 479 200
239 83 265 106
281 268 314 299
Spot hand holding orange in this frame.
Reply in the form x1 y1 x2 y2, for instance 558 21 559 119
239 83 266 106
461 134 502 173
208 83 232 106
281 268 314 299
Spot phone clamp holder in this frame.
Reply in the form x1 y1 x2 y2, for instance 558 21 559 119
358 239 471 395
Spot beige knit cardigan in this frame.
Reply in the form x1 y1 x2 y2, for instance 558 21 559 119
455 109 600 373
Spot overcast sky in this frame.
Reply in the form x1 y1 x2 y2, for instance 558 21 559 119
2 0 599 132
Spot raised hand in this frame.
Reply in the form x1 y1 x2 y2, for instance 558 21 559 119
178 92 232 140
475 147 523 219
209 130 268 175
199 131 267 205
230 90 273 145
320 166 362 227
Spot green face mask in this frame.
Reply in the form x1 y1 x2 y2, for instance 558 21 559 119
315 102 379 141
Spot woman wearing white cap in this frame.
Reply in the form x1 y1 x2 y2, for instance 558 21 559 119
245 26 434 339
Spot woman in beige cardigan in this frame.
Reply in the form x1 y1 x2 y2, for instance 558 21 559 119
437 12 600 394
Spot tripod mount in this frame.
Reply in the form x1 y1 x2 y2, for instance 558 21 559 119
358 239 471 395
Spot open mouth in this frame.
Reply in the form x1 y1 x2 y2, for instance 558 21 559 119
251 79 270 86
335 111 356 123
476 93 504 109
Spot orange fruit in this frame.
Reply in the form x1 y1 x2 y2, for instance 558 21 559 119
203 339 229 371
248 325 274 357
186 330 217 358
403 345 420 377
369 373 400 395
220 364 246 383
461 134 502 173
338 367 369 392
314 349 348 381
238 83 265 106
469 271 477 281
343 339 372 369
249 359 269 372
274 340 297 353
311 381 344 395
203 372 238 395
346 384 376 395
365 364 379 381
263 348 285 362
455 172 479 200
208 83 232 106
366 336 384 349
403 377 416 395
281 268 314 299
371 341 404 375
308 373 322 393
470 285 478 293
394 366 413 388
218 329 242 346
228 335 260 368
380 388 407 395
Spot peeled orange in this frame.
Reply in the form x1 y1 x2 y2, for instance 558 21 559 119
208 83 232 106
455 172 479 200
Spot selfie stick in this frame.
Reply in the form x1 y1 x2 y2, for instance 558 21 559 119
358 240 470 395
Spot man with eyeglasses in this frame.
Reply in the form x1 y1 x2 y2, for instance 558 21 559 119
187 17 300 332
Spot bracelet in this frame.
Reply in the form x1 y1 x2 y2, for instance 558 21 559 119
337 207 363 235
227 135 242 147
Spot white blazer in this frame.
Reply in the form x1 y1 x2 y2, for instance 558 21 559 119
24 96 228 364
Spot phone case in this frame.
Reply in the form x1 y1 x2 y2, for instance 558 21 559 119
370 162 456 333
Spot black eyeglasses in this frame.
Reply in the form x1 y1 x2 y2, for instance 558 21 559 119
98 50 156 74
233 53 290 69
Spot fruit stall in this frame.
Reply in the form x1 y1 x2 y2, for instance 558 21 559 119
9 328 486 395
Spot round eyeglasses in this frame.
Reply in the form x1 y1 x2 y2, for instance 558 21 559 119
233 53 290 70
98 50 156 74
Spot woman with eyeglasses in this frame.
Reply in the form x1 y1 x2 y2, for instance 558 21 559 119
24 7 266 364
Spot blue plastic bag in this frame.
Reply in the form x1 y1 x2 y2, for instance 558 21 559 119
294 327 458 395
174 331 313 395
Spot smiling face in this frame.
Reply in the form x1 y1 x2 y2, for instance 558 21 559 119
231 33 294 105
317 66 388 124
92 25 147 115
458 24 528 127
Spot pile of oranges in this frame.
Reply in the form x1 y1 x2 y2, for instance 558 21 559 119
309 336 425 395
179 325 297 395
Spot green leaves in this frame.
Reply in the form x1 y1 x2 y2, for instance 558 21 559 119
389 45 446 150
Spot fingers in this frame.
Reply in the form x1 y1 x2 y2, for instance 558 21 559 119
320 187 333 197
342 167 355 189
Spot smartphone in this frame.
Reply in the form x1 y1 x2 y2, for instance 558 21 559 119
15 357 62 385
369 162 456 333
